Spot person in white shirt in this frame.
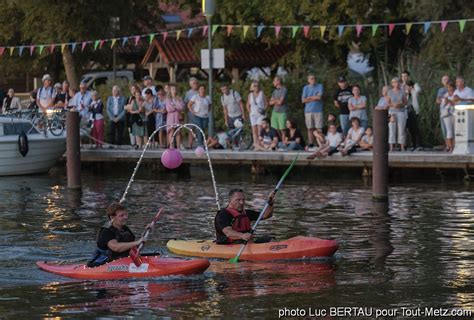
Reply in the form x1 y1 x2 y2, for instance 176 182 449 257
441 81 457 152
246 81 267 149
2 88 22 113
307 123 342 159
453 76 474 105
188 84 211 147
402 71 423 150
220 84 245 129
141 75 156 98
340 117 364 156
36 74 54 113
359 127 374 150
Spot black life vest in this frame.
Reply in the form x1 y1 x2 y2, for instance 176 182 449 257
87 225 135 267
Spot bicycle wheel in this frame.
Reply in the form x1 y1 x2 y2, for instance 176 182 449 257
49 118 65 136
239 131 253 150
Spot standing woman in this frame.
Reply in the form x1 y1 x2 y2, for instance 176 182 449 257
440 81 456 152
125 85 140 147
165 84 185 148
348 85 368 129
374 86 391 110
388 78 407 151
143 88 156 148
129 91 146 149
246 81 267 149
2 88 22 113
89 90 105 149
154 85 167 148
188 84 211 147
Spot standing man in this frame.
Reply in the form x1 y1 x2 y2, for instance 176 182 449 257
71 81 93 121
184 77 200 148
401 71 423 150
220 84 245 129
301 74 324 146
106 85 127 147
269 76 288 140
141 75 156 97
436 75 450 140
454 76 474 105
333 76 352 135
36 74 54 113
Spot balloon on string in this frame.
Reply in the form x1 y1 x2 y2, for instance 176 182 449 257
161 148 183 169
195 146 205 157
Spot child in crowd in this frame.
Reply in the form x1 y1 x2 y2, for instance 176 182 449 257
206 127 229 149
311 113 342 150
359 127 373 150
307 123 342 159
339 117 364 156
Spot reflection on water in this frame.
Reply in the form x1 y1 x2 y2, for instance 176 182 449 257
0 173 473 317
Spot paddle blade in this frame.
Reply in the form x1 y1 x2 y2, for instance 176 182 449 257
130 247 142 267
228 256 239 264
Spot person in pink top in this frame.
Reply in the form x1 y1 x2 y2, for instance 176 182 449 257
165 84 185 148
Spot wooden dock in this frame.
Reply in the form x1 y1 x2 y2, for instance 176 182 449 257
77 148 474 171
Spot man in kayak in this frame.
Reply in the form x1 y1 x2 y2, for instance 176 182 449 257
87 202 148 267
215 189 276 244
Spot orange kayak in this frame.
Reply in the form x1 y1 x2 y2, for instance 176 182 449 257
167 236 338 261
36 256 210 280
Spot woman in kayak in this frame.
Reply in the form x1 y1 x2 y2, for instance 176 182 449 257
214 189 275 244
87 202 147 267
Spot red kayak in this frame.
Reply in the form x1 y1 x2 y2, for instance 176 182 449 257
36 256 210 280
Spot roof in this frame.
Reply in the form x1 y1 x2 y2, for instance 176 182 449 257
141 38 291 68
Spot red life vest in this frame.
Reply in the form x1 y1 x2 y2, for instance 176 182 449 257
226 207 252 233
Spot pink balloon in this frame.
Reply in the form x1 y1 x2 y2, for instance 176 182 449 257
195 146 205 157
161 148 183 169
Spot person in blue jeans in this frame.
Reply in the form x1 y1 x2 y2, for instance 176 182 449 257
188 85 211 147
333 76 353 136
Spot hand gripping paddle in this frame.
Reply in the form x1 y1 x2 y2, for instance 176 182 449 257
130 208 163 267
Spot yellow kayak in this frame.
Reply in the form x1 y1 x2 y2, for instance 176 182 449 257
167 236 338 261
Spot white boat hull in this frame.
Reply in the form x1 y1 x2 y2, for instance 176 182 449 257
0 133 66 176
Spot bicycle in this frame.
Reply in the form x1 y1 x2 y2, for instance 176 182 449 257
227 121 253 150
25 108 66 136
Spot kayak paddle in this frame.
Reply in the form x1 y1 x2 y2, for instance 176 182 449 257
229 153 299 263
130 208 163 267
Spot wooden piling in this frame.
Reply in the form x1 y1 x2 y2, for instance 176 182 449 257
373 109 389 201
66 111 81 189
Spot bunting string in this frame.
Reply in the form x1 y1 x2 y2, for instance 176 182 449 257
0 18 472 57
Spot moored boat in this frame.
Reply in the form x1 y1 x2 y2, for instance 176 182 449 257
167 236 338 261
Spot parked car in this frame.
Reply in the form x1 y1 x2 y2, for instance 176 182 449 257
80 70 134 89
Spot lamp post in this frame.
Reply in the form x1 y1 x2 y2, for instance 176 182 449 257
203 0 215 136
110 17 120 83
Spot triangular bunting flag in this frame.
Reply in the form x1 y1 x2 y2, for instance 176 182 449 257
338 25 345 37
440 21 448 32
29 45 35 56
211 24 219 36
371 24 379 36
163 32 168 41
134 36 140 46
423 22 431 34
49 44 56 54
303 25 310 38
94 40 100 50
61 43 66 53
243 25 250 38
291 25 299 38
187 28 194 38
99 40 105 49
320 25 326 38
71 43 77 53
227 25 233 36
19 46 24 56
149 33 155 44
275 25 281 38
388 23 395 36
459 20 466 33
405 23 413 34
111 38 117 48
39 45 44 54
9 47 14 56
81 42 87 52
356 24 363 38
257 25 264 38
0 47 5 56
202 25 208 36
122 37 128 46
176 30 182 40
